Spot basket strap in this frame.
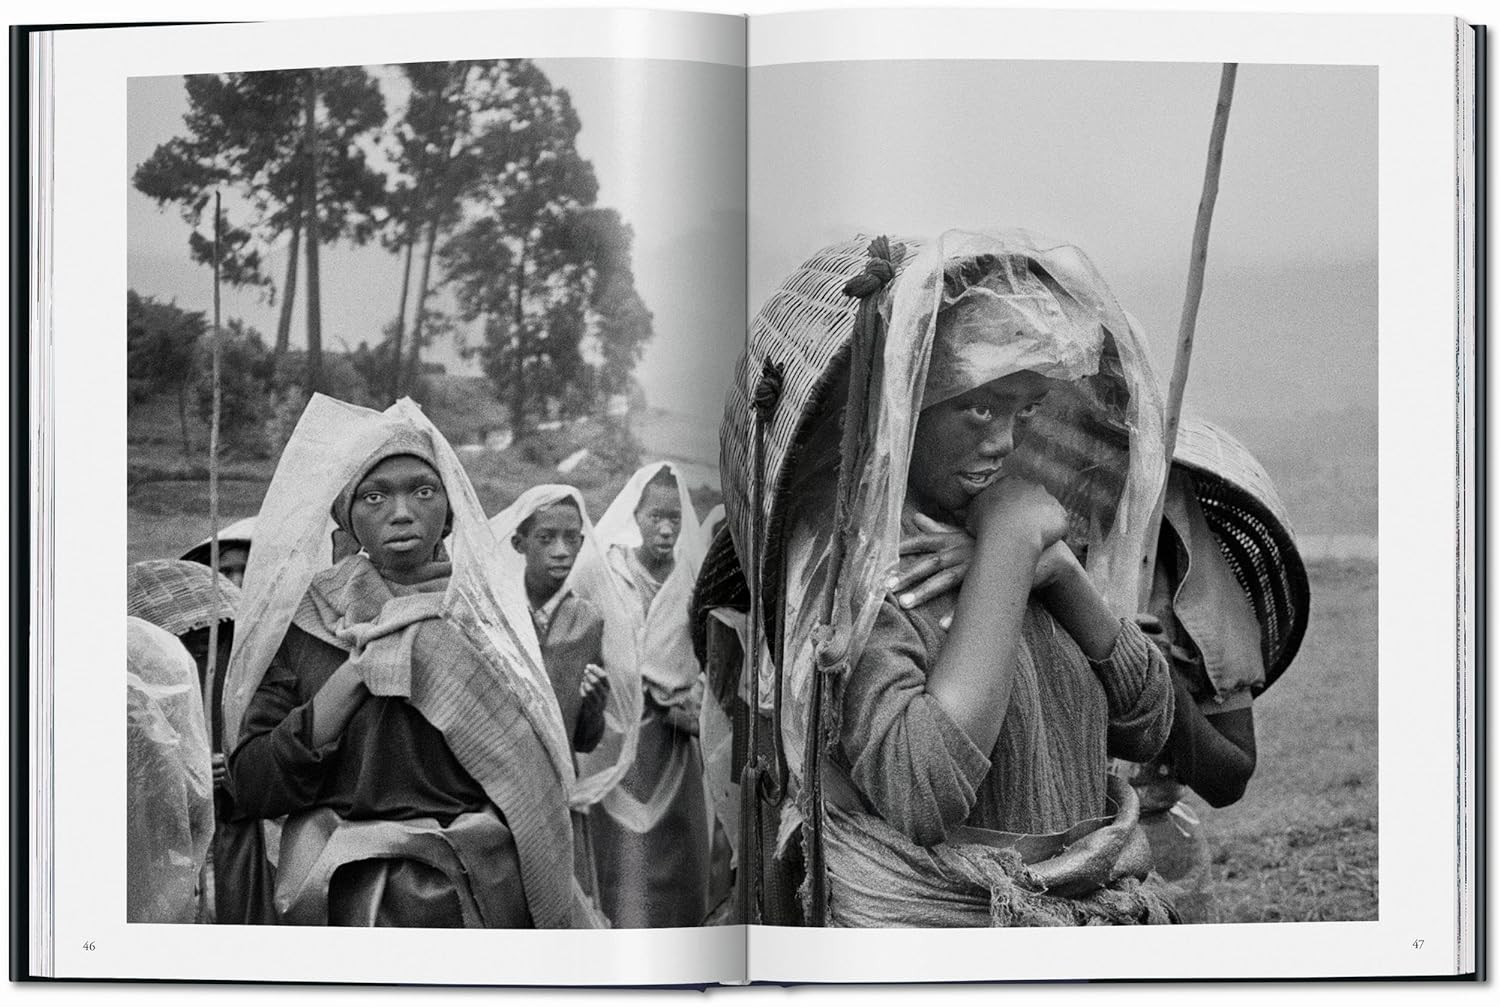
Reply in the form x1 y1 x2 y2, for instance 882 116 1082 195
804 237 899 927
742 358 784 924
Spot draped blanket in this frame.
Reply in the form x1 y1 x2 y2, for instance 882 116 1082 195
292 555 578 928
822 774 1176 928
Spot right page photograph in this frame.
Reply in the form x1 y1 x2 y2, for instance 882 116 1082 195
727 53 1377 938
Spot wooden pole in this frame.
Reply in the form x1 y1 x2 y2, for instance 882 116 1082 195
206 192 223 737
1137 63 1239 609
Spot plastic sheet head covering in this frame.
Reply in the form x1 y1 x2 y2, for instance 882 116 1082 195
127 616 214 923
222 395 574 786
585 462 710 838
592 461 707 567
587 460 707 702
180 515 257 567
488 485 644 809
762 228 1165 788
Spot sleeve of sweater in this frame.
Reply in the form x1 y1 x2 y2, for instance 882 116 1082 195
838 600 992 848
227 630 343 820
1093 618 1176 764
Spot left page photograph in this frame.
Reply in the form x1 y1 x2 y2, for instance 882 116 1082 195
34 8 747 985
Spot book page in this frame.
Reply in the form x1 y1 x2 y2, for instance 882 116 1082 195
40 7 748 985
741 6 1468 982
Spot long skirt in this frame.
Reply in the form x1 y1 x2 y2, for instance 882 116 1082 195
591 701 711 927
212 817 279 924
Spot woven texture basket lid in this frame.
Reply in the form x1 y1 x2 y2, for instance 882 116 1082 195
721 236 921 626
1173 416 1310 687
126 559 242 637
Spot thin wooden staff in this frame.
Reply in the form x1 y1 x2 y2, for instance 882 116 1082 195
205 191 223 739
1137 63 1239 609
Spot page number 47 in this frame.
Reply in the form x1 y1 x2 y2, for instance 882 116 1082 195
1411 939 1425 950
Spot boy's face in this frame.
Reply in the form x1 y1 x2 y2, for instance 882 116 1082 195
349 454 449 577
909 370 1051 517
513 501 585 591
634 483 682 563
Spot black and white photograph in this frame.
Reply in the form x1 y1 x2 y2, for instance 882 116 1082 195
21 0 1477 987
721 57 1376 929
124 55 743 929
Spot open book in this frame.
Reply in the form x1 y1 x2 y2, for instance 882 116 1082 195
16 5 1483 986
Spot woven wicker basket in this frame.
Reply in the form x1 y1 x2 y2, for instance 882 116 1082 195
721 237 921 631
1173 417 1310 688
126 559 242 637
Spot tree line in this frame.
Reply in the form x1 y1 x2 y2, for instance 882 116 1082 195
133 60 653 435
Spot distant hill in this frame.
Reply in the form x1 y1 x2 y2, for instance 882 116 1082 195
1199 406 1377 537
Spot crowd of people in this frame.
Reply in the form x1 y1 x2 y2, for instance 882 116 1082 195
126 397 734 928
125 227 1308 930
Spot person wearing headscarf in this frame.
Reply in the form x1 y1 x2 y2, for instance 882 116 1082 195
225 396 583 929
126 616 215 923
745 231 1176 927
490 484 639 911
127 559 277 924
585 462 712 927
180 515 256 588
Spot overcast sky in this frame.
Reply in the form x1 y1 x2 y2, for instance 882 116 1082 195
750 59 1377 423
129 58 1375 430
127 58 745 426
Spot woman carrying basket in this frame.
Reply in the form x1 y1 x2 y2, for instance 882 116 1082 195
728 230 1177 927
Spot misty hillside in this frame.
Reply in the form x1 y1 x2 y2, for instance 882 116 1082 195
1204 406 1377 537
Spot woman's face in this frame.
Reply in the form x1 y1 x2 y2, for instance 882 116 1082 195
634 483 682 563
348 454 449 577
908 370 1051 518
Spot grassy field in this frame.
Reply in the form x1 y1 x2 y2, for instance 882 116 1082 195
127 392 724 564
1191 557 1378 923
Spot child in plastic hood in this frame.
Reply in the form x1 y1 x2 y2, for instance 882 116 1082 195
588 462 712 927
778 237 1176 927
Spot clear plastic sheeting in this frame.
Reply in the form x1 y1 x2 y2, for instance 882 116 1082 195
127 616 214 923
699 608 746 867
587 461 707 708
220 396 577 881
222 396 572 781
769 228 1166 791
488 485 644 810
584 461 707 835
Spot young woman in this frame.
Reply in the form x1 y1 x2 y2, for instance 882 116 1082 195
224 396 585 928
740 230 1177 927
586 462 712 927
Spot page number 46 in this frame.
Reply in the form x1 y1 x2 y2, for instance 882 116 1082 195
82 941 95 952
1411 939 1425 950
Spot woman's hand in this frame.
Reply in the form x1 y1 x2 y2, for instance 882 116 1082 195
889 513 975 609
891 518 1078 626
966 475 1068 554
308 661 369 748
